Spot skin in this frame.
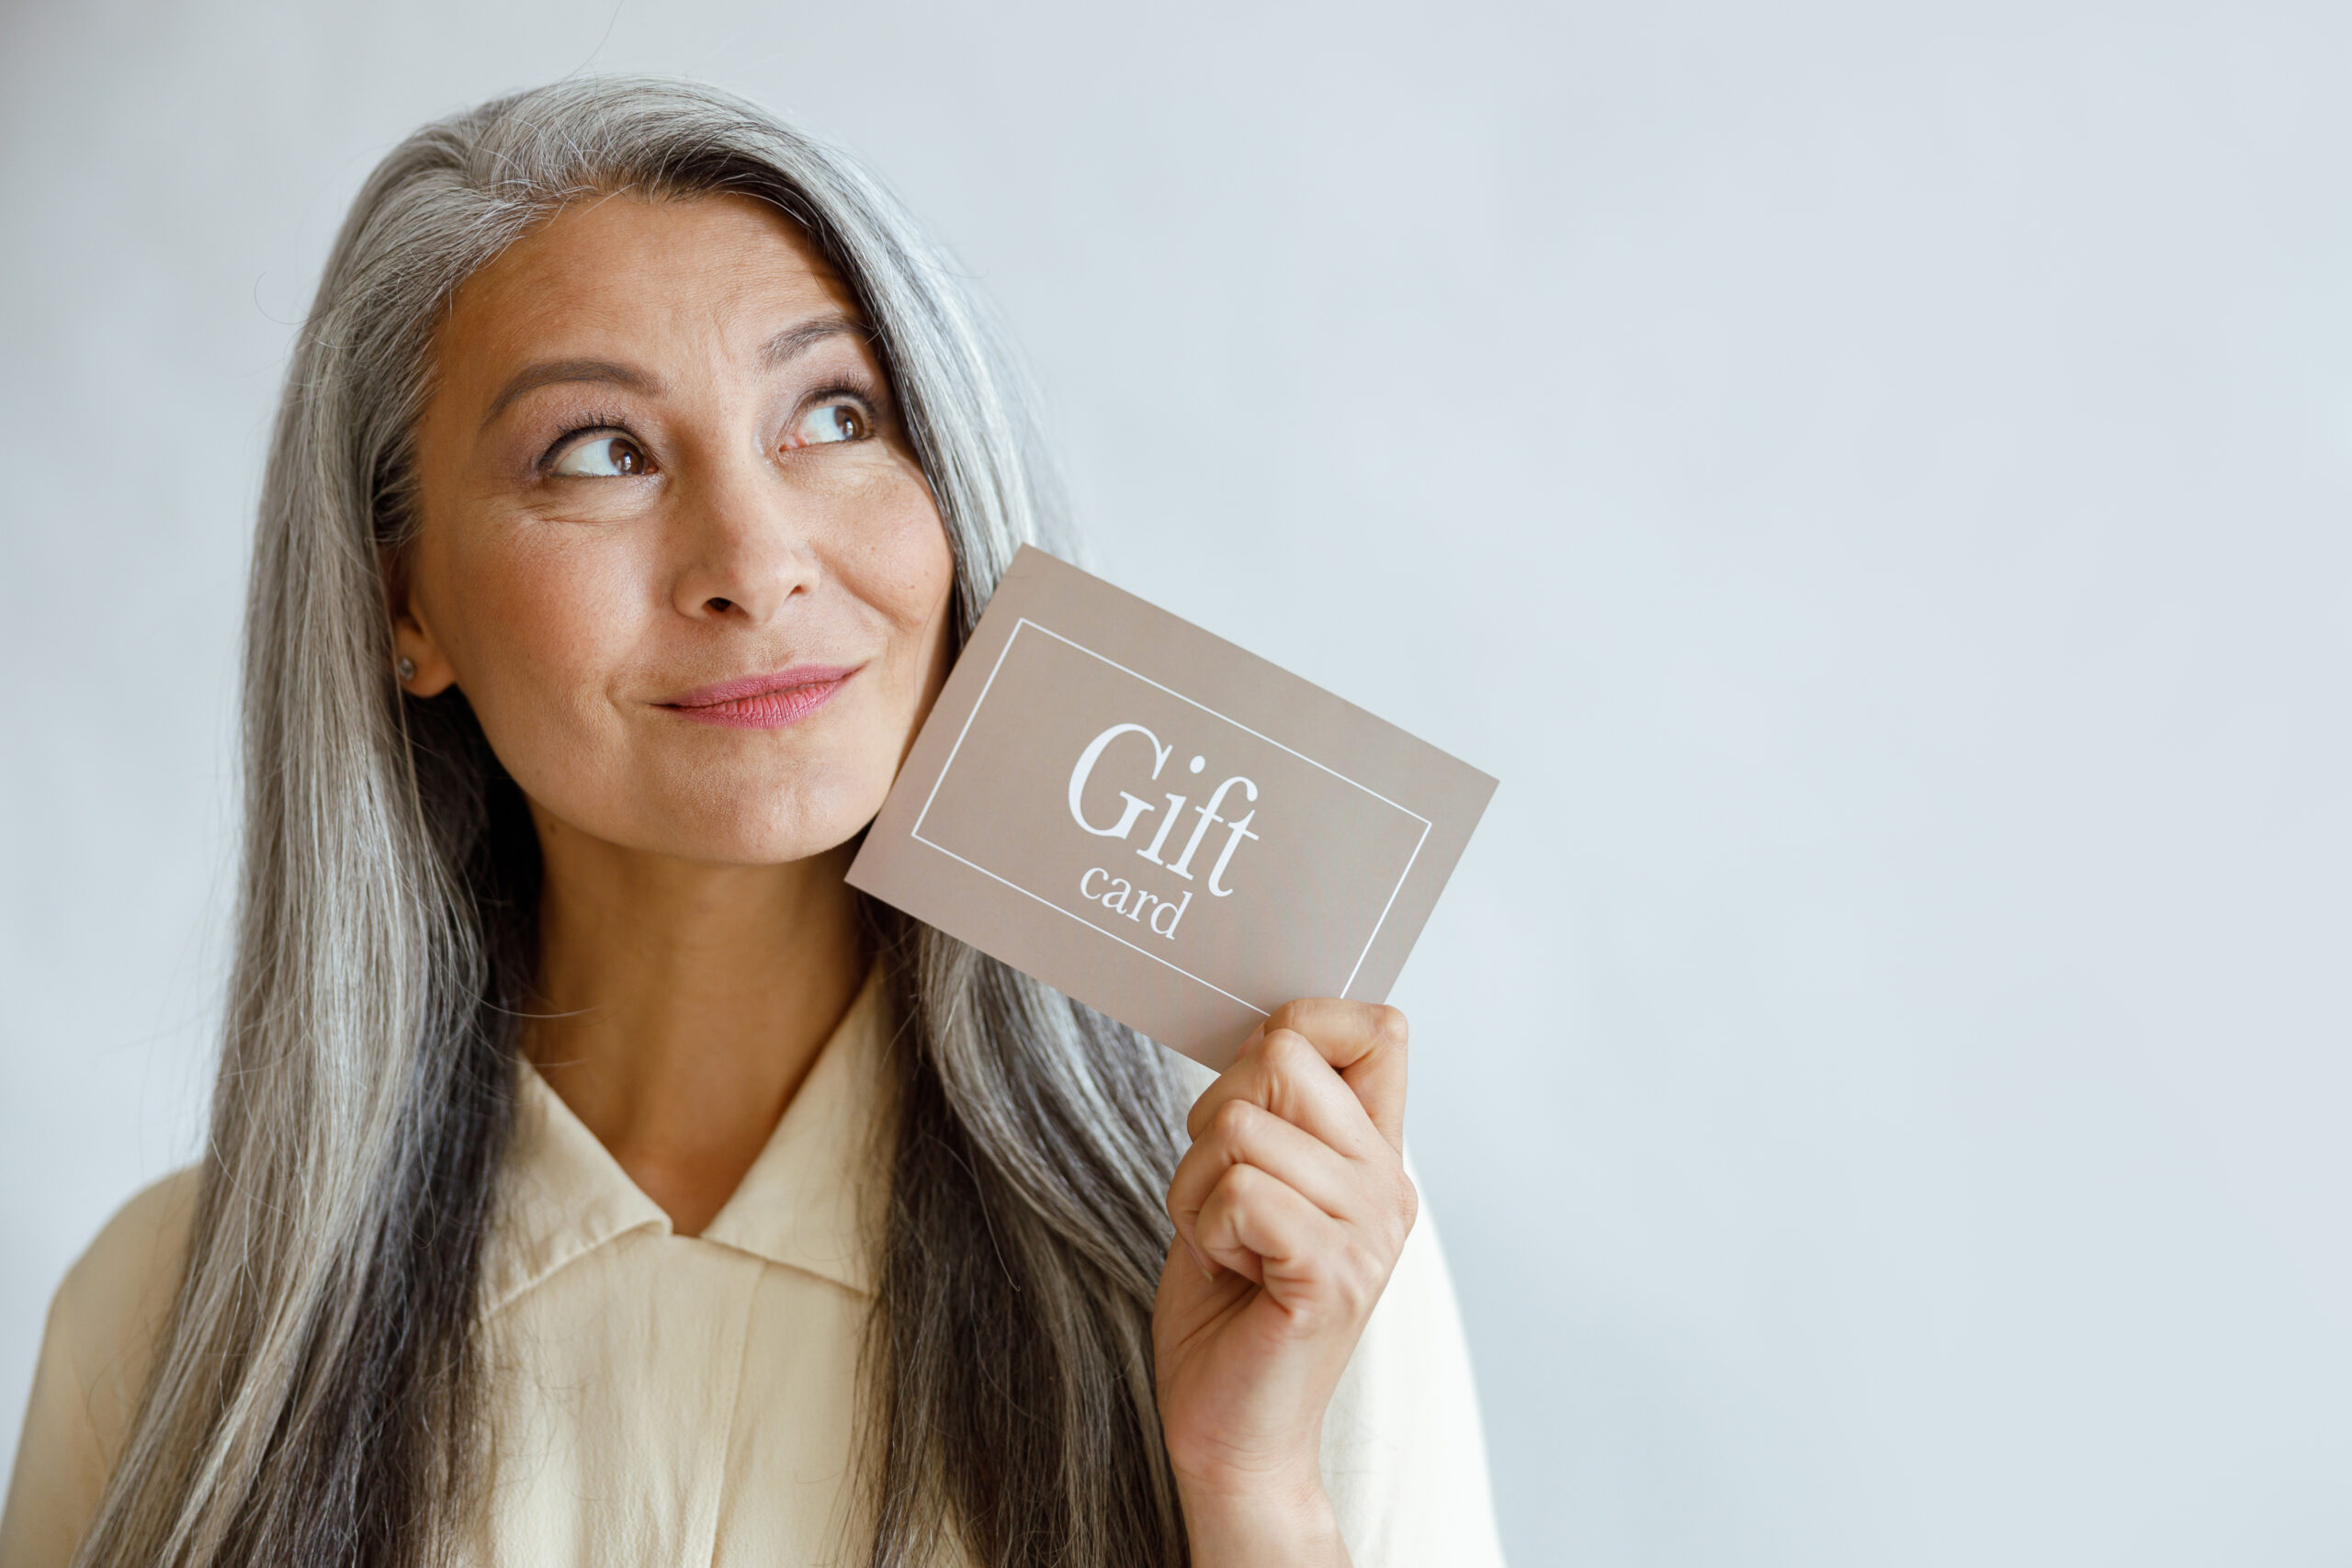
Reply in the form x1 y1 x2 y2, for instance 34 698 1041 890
392 191 1415 1566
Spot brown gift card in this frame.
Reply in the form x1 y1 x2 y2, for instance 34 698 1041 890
847 547 1497 1069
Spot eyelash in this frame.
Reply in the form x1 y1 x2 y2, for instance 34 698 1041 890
538 412 639 475
535 381 885 473
797 381 883 433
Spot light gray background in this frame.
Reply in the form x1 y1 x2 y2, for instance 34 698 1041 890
3 3 2346 1562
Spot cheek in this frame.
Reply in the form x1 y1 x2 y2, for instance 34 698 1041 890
430 526 650 764
838 475 957 664
818 475 956 772
885 514 958 714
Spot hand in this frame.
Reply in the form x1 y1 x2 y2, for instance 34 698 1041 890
1153 999 1417 1567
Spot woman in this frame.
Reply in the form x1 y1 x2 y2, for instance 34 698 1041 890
0 77 1499 1568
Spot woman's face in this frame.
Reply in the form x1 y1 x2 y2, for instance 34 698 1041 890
397 193 956 866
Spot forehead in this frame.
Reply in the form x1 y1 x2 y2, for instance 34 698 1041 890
432 192 859 378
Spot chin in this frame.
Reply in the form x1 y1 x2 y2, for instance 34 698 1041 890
649 782 882 867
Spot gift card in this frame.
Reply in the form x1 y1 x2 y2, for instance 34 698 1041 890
847 546 1497 1069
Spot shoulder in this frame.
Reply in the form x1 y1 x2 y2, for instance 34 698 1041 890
51 1164 201 1402
1 1165 199 1560
1321 1165 1509 1568
10 1170 196 1476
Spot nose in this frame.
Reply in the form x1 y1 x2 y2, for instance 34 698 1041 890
666 447 820 626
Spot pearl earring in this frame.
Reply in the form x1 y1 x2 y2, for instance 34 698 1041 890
396 656 417 682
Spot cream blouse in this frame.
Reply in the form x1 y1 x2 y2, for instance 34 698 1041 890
2 973 1505 1565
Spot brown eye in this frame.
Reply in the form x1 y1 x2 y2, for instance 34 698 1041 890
550 434 650 477
789 400 869 447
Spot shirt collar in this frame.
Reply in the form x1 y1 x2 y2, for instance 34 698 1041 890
485 965 894 1313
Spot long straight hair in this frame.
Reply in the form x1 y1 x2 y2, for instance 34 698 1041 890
72 77 1190 1568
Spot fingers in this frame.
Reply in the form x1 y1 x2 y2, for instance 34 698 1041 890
1168 1096 1359 1263
1169 1000 1418 1295
1264 999 1408 1149
1192 1162 1396 1321
1187 1028 1383 1163
1186 1000 1409 1156
1191 1160 1334 1287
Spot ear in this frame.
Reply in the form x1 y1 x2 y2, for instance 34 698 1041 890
381 543 459 698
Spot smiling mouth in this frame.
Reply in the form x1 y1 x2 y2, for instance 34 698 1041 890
659 665 858 729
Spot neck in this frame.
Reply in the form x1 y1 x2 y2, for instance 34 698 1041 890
521 805 867 1236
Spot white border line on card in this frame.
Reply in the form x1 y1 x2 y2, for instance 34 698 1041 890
910 618 1429 1005
912 624 1029 831
1340 817 1429 997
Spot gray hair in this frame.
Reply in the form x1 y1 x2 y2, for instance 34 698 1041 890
74 76 1190 1568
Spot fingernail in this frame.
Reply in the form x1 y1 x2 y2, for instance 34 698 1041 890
1185 1237 1217 1280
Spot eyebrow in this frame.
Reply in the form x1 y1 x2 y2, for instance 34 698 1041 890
480 359 661 431
477 316 871 432
763 314 868 367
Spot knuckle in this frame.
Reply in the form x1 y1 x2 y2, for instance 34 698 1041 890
1211 1095 1259 1142
1396 1177 1420 1236
1372 1004 1409 1053
1261 1028 1317 1076
1333 1247 1385 1316
1214 1162 1267 1210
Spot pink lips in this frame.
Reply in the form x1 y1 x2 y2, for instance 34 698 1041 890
659 665 857 729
